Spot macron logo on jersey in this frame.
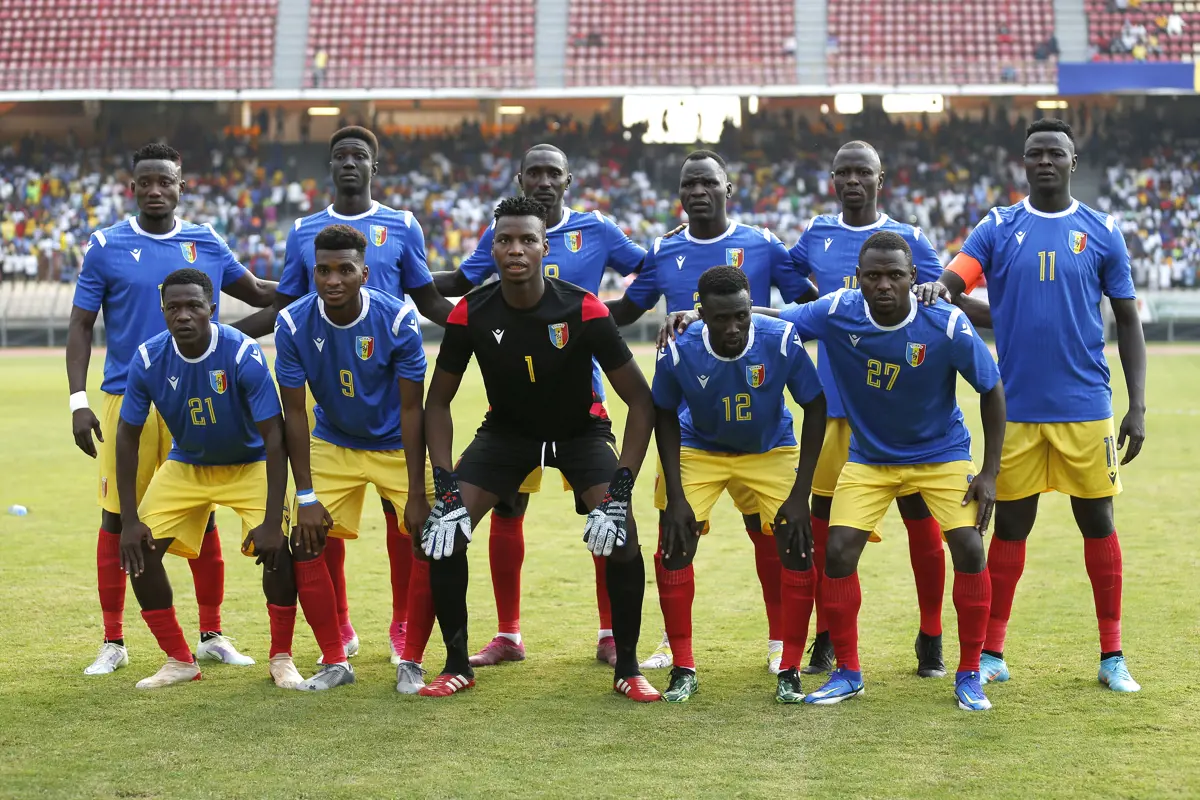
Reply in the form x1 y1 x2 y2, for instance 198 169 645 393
168 376 179 390
1015 231 1026 245
697 375 710 388
849 335 860 347
130 249 142 262
492 329 504 344
676 256 686 270
408 318 420 333
824 238 833 251
960 324 974 338
314 338 325 353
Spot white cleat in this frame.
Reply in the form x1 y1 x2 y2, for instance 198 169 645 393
298 662 355 691
318 634 360 666
84 642 129 675
639 630 673 670
767 639 784 676
196 634 255 666
136 657 201 689
395 660 426 694
269 654 305 690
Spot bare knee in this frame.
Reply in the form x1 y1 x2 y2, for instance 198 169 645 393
994 496 1039 542
944 527 986 573
1071 496 1114 539
825 527 868 579
494 492 530 519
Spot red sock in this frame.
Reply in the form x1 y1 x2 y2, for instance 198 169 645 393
141 607 193 663
810 515 829 635
1083 532 1123 653
294 552 346 664
96 528 125 641
385 512 412 626
402 558 434 664
323 535 353 638
267 603 297 658
747 527 783 640
904 516 945 636
488 514 524 634
953 568 991 673
188 526 224 633
985 537 1026 653
780 567 816 670
593 556 613 630
656 554 695 670
823 573 862 672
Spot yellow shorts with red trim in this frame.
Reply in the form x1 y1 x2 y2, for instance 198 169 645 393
653 446 800 534
996 419 1122 501
830 460 980 534
138 460 288 559
306 437 435 538
97 391 172 514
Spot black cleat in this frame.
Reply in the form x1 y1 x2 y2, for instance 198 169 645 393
801 631 835 675
915 631 947 678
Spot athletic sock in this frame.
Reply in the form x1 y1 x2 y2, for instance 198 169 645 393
593 555 613 631
488 514 524 635
267 603 297 659
188 526 224 634
904 516 945 637
810 515 829 635
655 559 695 670
141 607 193 663
747 527 783 641
294 552 346 664
429 550 472 676
953 568 991 673
322 535 353 640
780 566 817 671
96 528 125 642
985 537 1026 654
402 558 434 664
605 550 646 680
1083 532 1123 654
823 573 862 673
385 513 413 627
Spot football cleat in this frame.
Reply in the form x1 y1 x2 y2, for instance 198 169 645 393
395 660 426 694
776 667 805 704
662 667 698 703
801 631 835 675
268 654 304 690
196 634 255 666
468 635 526 667
915 632 947 678
389 622 407 666
954 670 992 711
298 663 355 691
638 630 673 670
136 657 201 689
418 673 475 697
614 675 661 702
1098 656 1141 693
767 639 784 675
979 653 1010 685
596 635 617 667
84 642 128 675
317 632 360 666
803 667 865 705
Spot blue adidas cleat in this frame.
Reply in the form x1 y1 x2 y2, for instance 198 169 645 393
979 653 1010 685
954 670 992 711
803 667 864 705
1098 656 1141 693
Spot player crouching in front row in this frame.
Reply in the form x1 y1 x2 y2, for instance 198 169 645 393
115 269 311 690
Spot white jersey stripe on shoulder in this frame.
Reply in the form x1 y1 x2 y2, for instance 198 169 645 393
828 288 848 314
666 337 680 366
294 217 304 231
235 337 254 364
1105 214 1116 232
403 210 413 228
990 208 1003 226
593 209 605 223
780 321 794 354
278 308 297 335
138 343 151 368
946 307 964 339
93 230 107 247
653 236 663 255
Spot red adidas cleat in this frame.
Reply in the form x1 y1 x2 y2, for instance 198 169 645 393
614 675 662 703
417 673 475 697
596 636 617 667
468 635 526 667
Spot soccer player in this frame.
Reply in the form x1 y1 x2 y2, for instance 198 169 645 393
67 142 277 675
273 224 428 692
607 149 817 674
114 269 303 689
260 126 452 667
419 197 658 700
917 119 1146 692
431 143 646 670
653 266 826 704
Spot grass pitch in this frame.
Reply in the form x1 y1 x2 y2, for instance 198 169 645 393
0 347 1198 799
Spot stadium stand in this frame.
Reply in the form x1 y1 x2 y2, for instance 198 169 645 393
0 0 277 90
304 0 536 89
1085 0 1200 61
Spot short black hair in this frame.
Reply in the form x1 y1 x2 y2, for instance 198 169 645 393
521 143 568 171
314 223 367 254
1026 118 1075 144
684 149 727 170
161 268 213 301
132 142 182 169
697 265 750 303
494 196 548 227
859 230 913 266
330 126 379 158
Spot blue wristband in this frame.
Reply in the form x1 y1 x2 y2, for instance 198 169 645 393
297 490 318 507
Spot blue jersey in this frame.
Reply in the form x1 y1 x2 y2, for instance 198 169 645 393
625 222 814 313
73 218 249 395
790 213 944 419
274 287 427 451
782 290 1000 466
653 314 823 454
959 198 1136 423
278 202 433 302
121 324 281 466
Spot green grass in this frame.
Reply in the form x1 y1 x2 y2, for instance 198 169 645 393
1 347 1198 799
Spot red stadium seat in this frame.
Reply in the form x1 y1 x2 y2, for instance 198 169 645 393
1086 0 1199 63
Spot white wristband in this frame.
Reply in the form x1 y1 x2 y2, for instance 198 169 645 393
297 490 318 507
69 391 90 412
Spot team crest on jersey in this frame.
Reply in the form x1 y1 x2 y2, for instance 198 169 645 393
548 322 569 349
746 363 765 388
565 231 582 253
726 248 744 268
356 336 375 360
370 225 387 247
180 242 197 263
906 342 926 368
209 370 228 394
1069 230 1087 254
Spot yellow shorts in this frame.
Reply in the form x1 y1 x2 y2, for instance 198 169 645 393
97 392 172 514
996 419 1122 501
139 460 286 559
308 438 434 538
812 418 919 501
653 446 800 534
830 460 980 534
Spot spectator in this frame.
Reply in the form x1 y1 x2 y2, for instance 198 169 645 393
1167 13 1185 36
312 49 328 88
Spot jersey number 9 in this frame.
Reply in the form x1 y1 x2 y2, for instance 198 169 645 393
722 393 751 421
866 359 900 391
188 397 217 426
340 370 355 398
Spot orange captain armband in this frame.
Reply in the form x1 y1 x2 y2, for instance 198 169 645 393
947 252 984 293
